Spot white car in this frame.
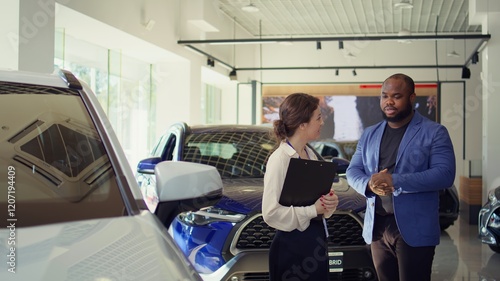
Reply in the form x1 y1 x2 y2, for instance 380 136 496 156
0 69 220 281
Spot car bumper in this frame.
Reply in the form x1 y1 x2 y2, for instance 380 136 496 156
201 246 376 281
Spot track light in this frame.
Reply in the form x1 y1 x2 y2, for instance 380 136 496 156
338 41 344 50
352 69 357 76
229 69 237 80
335 69 339 76
207 58 215 67
461 66 471 79
472 52 479 64
316 41 322 50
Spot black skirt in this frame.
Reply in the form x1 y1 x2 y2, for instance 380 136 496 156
269 219 329 281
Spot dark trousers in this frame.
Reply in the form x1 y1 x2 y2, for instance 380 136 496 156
269 220 328 281
371 214 435 281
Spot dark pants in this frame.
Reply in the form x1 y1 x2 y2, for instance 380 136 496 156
371 214 435 281
269 220 328 281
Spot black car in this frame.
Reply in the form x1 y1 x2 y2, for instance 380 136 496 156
479 186 500 253
137 122 377 281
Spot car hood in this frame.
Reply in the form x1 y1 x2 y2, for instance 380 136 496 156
0 213 201 281
216 177 366 214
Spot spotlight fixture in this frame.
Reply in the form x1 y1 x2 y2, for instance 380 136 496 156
461 66 471 79
229 69 237 80
335 69 339 76
472 52 479 64
394 0 413 9
316 41 322 50
352 69 357 76
207 58 215 67
241 3 259 12
338 41 344 50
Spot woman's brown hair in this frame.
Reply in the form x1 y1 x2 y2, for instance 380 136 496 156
273 93 319 142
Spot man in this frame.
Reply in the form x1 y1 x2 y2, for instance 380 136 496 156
346 73 456 281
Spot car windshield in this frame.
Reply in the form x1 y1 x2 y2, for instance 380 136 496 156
0 81 126 227
183 131 275 179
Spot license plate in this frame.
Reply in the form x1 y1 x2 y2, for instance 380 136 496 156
328 252 343 272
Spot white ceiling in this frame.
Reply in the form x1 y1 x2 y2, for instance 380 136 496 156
218 0 481 37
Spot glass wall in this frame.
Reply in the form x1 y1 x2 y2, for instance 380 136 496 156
54 29 155 170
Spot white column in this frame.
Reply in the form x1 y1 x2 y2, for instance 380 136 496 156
482 11 500 200
0 1 20 70
18 0 55 73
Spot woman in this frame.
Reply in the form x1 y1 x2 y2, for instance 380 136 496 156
263 93 339 281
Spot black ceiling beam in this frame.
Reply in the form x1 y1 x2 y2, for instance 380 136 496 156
178 34 490 45
183 35 489 73
185 45 234 70
464 38 489 67
185 45 465 71
234 65 464 71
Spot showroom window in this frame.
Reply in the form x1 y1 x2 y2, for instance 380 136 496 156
202 83 222 124
54 29 155 169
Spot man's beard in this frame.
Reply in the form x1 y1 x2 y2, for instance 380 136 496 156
381 102 413 123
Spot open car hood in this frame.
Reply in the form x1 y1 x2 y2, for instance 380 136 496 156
0 214 201 281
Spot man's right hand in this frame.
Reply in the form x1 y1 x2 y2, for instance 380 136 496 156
369 169 394 196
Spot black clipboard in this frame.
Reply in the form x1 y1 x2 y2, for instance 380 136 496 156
279 158 337 206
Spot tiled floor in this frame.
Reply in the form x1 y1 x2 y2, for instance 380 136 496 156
432 216 499 281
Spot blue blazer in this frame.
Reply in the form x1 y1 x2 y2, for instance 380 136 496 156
346 111 456 247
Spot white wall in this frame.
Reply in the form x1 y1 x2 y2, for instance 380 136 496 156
0 0 19 70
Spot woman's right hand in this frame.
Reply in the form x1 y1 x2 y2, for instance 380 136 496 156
314 189 339 215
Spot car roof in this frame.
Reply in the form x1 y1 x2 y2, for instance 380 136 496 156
0 68 70 88
188 124 274 134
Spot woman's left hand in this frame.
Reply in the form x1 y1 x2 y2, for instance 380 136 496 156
320 189 338 212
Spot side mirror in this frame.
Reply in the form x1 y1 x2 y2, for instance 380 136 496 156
137 157 162 174
331 157 350 175
154 161 223 228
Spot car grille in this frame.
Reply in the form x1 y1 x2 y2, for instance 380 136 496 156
240 268 376 281
235 210 365 250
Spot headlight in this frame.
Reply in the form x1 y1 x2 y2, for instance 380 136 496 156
488 189 498 206
180 206 246 226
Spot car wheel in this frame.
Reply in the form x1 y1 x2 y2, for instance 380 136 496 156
489 244 500 253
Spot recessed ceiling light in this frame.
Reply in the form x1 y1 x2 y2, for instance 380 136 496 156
242 3 259 12
447 51 460 57
394 0 413 9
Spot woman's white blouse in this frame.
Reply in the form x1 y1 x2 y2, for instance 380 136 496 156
262 141 334 232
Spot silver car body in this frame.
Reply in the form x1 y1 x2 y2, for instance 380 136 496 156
0 69 210 281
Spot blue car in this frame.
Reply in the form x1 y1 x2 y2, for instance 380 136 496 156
137 122 376 281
